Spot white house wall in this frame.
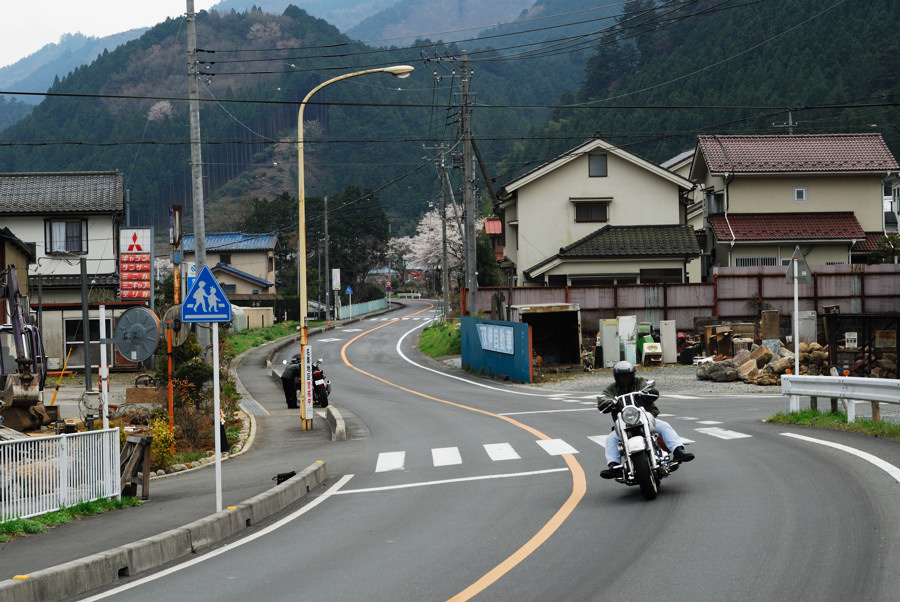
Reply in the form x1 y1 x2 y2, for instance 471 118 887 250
3 215 118 277
510 153 683 283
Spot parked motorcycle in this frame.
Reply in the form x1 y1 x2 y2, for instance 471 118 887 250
597 381 678 500
281 355 331 408
311 358 331 407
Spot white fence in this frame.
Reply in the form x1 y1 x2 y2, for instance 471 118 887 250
781 375 900 422
1 429 120 521
337 298 387 320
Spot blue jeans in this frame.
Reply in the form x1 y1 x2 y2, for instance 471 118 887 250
605 418 683 465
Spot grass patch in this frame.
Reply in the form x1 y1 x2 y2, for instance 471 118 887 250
766 408 900 440
0 497 141 542
418 321 461 358
173 451 208 465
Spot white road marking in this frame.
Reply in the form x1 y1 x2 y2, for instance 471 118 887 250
501 408 594 415
667 394 700 399
375 451 406 472
781 433 900 483
484 443 520 461
695 427 751 440
340 328 364 332
432 447 462 467
697 420 722 425
680 417 699 421
81 475 355 600
337 468 569 495
588 435 608 447
318 338 342 342
537 439 579 456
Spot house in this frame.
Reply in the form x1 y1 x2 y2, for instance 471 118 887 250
183 232 280 327
0 172 143 373
495 137 700 286
689 133 900 275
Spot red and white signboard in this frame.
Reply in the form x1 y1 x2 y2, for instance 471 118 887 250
120 228 153 300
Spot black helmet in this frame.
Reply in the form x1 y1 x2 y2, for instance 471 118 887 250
613 360 636 392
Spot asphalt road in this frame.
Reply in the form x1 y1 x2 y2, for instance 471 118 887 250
84 301 900 601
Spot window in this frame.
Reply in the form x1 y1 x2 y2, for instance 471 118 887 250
793 187 808 203
572 199 610 223
64 317 113 369
706 191 725 214
639 268 682 284
588 154 608 177
45 219 87 254
219 254 231 265
736 257 778 267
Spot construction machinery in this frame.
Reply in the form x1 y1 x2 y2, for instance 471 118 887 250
0 265 52 432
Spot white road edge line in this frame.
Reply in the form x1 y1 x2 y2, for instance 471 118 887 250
335 468 569 495
81 474 356 600
781 433 900 483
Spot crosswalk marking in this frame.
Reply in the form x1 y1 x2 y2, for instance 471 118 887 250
375 451 406 472
695 427 751 440
372 425 747 473
432 447 462 466
537 439 579 456
484 443 520 461
697 420 722 425
588 435 608 447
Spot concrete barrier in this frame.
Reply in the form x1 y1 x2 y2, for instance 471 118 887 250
326 406 347 441
0 462 327 602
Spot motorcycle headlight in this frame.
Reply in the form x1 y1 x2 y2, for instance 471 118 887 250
621 405 641 426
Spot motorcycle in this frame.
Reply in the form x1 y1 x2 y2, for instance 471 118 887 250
597 380 678 500
282 356 331 408
311 358 331 407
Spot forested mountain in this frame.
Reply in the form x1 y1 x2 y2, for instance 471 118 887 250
209 0 396 31
498 0 900 179
346 0 533 43
0 4 582 235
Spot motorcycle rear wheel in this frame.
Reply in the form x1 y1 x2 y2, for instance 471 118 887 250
633 451 659 500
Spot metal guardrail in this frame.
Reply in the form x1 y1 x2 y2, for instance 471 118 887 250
0 428 120 521
781 374 900 422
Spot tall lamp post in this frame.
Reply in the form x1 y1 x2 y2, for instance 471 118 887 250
297 64 414 430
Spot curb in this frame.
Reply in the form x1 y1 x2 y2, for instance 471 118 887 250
0 462 328 602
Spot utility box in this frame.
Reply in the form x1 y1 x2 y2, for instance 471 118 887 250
601 319 619 367
509 303 582 365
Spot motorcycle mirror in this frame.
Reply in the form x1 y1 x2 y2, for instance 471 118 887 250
282 359 288 365
645 379 656 388
317 358 324 364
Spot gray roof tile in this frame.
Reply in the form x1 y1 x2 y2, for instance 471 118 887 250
0 172 124 214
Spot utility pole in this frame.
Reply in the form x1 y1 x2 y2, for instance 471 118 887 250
324 190 330 324
186 0 206 268
773 110 796 135
439 149 450 317
459 51 477 316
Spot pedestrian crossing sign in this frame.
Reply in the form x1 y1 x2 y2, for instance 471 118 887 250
181 265 232 323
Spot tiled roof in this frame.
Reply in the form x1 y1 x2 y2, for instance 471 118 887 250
525 224 699 277
708 212 865 241
853 232 891 252
183 232 279 252
27 273 119 288
697 134 898 173
564 224 699 258
0 172 124 214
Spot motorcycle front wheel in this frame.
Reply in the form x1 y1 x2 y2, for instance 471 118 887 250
633 451 659 500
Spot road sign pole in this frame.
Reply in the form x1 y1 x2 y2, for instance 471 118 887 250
793 257 800 375
213 322 222 512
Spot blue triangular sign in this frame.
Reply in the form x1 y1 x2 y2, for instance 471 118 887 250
181 265 232 323
345 286 353 295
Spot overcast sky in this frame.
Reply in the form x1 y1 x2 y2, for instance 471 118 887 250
0 1 218 69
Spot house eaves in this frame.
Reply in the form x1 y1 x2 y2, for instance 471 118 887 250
211 263 273 287
497 137 694 200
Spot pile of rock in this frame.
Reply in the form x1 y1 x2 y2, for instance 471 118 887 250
697 341 831 386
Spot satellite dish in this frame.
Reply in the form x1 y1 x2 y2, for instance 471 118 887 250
113 306 160 363
163 304 191 347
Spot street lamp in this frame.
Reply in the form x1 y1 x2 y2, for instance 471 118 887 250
296 64 414 430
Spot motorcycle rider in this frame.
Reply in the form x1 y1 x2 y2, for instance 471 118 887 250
598 360 694 479
281 354 301 409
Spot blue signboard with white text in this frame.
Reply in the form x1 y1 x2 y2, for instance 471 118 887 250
181 265 232 323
